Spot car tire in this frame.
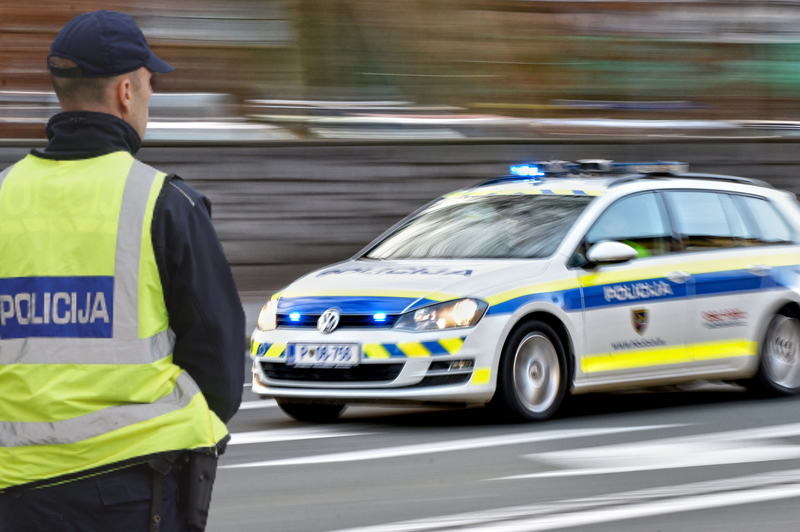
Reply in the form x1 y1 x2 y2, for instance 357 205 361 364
492 320 568 421
752 311 800 396
276 399 347 422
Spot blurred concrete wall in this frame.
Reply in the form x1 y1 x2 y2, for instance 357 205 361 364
3 141 797 293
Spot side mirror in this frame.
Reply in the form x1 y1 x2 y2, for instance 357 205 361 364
586 241 639 265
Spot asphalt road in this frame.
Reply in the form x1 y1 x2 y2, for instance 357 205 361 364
210 375 800 532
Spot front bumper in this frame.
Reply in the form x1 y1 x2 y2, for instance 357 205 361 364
250 325 498 405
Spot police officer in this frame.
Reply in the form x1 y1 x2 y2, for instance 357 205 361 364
0 10 244 532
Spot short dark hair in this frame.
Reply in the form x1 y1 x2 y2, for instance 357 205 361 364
48 56 116 106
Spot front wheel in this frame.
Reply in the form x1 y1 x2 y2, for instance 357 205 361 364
754 313 800 395
492 321 568 421
276 399 347 422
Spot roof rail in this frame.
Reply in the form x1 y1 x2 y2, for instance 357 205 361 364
608 172 772 189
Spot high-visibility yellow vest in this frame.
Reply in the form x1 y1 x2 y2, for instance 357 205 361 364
0 151 228 491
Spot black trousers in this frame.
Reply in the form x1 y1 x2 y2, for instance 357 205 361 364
0 466 188 532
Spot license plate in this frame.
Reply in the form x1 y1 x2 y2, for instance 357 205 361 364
287 343 360 367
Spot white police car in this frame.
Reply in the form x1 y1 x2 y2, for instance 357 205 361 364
250 160 800 422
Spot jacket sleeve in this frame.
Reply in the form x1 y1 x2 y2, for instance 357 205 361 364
151 176 245 423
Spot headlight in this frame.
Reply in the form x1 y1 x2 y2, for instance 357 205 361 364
394 298 488 331
257 299 278 331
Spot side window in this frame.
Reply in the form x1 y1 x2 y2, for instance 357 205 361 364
585 192 672 258
719 194 755 244
666 191 744 251
737 195 795 245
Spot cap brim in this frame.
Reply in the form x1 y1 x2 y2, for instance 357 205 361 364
145 52 174 74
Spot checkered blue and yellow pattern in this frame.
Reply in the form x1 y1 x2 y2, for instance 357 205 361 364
251 337 466 359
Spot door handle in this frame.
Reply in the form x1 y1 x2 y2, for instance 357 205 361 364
748 264 773 276
667 271 691 283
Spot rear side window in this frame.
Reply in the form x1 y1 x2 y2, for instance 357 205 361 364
666 191 747 251
737 195 795 245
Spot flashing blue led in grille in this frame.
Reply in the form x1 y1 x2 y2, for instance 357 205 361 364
277 313 398 327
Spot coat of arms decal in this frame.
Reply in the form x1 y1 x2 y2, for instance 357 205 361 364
632 308 648 335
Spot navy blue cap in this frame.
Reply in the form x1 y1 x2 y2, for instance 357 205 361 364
49 10 173 78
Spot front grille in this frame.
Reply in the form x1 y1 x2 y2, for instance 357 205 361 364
260 361 404 382
277 314 399 328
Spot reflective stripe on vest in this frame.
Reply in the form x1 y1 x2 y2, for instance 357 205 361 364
0 371 198 447
0 153 227 490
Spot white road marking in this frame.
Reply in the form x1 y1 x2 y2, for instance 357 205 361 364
238 400 277 410
494 421 800 481
507 444 800 480
229 427 373 446
325 469 800 532
219 424 682 469
447 484 800 532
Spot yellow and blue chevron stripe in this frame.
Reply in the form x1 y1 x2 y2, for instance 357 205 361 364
251 340 287 358
251 337 466 359
362 337 465 359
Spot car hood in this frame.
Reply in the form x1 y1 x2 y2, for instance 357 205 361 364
276 259 549 315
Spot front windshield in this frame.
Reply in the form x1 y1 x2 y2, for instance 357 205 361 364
365 194 594 260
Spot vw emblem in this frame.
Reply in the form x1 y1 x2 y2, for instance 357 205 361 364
317 308 341 334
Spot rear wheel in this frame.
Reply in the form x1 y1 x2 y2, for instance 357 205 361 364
492 320 568 421
754 312 800 395
276 399 346 422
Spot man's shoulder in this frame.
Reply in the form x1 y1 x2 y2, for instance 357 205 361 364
162 176 206 208
151 175 218 265
155 175 212 226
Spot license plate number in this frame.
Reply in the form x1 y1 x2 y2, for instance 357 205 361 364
287 344 360 367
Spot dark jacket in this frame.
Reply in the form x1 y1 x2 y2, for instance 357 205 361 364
26 111 245 423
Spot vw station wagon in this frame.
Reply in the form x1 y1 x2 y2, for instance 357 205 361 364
250 160 800 422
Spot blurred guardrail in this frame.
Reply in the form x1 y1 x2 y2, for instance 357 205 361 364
0 91 298 141
9 91 800 142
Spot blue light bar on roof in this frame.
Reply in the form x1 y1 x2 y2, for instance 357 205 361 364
506 160 688 178
510 164 544 178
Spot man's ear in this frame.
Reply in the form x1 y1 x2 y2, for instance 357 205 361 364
116 75 132 114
